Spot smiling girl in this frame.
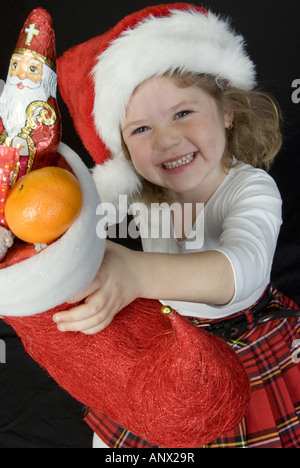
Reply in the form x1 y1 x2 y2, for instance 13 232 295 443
57 3 300 448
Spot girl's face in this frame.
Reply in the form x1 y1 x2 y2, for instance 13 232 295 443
122 76 232 203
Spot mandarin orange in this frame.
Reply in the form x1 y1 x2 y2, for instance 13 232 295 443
4 167 83 244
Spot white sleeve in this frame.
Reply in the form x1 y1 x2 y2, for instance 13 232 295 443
216 171 282 305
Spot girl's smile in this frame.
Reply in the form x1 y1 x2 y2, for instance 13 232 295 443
161 151 197 171
122 76 233 204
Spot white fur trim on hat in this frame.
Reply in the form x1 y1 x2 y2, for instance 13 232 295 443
92 153 142 205
92 8 256 201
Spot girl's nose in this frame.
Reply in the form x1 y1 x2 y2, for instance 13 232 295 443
153 126 181 152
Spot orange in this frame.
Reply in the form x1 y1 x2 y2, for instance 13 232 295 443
4 166 83 244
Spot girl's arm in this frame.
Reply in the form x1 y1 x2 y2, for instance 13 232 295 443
52 240 235 334
135 248 235 305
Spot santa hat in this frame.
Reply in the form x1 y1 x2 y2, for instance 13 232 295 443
58 3 256 204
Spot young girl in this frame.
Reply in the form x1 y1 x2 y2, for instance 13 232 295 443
56 3 300 448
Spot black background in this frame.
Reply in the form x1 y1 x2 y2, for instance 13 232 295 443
0 0 299 448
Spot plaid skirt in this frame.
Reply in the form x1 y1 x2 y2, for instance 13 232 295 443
85 284 300 448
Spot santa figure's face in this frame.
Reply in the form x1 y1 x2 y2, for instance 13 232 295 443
8 53 43 89
0 52 56 138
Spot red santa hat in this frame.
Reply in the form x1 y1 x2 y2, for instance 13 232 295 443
14 7 56 72
58 3 256 204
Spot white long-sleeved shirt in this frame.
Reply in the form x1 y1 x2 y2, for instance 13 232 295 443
138 161 282 319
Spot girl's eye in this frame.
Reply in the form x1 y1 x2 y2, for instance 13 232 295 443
132 126 150 135
175 110 191 119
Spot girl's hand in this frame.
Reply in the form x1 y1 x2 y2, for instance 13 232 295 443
52 240 141 334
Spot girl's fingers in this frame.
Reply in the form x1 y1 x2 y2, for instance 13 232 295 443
54 309 105 333
80 315 115 335
53 288 116 332
53 297 106 325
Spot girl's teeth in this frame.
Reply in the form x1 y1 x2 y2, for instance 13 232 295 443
163 153 195 170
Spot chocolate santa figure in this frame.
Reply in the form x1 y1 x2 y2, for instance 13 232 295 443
0 7 61 178
0 7 61 260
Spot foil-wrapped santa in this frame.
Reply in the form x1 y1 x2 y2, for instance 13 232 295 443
0 7 61 260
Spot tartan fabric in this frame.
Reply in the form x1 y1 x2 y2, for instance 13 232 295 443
84 285 300 448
